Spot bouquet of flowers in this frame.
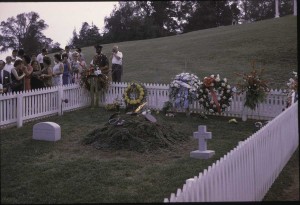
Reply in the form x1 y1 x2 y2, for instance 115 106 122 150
105 97 122 111
236 64 269 110
169 72 201 109
287 71 298 92
197 74 233 114
286 71 298 107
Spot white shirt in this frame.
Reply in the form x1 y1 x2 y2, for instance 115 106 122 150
52 62 63 86
37 53 45 64
112 51 123 65
4 63 14 73
67 52 73 62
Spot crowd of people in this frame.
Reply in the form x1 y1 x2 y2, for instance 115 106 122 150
0 45 123 94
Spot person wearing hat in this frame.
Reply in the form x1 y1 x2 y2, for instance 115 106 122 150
88 45 110 108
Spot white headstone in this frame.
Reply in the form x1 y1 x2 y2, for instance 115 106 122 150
190 125 215 159
33 122 61 141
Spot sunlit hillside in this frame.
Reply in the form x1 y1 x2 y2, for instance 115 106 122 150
70 15 297 89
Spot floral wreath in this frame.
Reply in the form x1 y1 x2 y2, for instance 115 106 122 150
80 67 110 92
123 82 147 106
197 74 233 114
169 72 201 109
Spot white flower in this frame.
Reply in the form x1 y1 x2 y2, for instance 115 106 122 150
210 74 215 78
224 78 227 83
222 104 227 108
223 96 227 99
209 109 214 113
200 89 203 93
217 97 221 101
213 105 216 108
210 100 214 104
221 83 225 87
227 85 231 89
226 90 231 93
210 83 214 86
200 98 204 102
215 74 220 82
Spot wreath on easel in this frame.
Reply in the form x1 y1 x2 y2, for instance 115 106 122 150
80 67 110 91
123 82 147 110
197 74 233 114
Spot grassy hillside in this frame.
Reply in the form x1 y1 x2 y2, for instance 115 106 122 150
79 15 297 89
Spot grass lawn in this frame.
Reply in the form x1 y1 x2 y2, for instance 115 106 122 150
1 15 298 203
1 107 260 203
75 15 297 89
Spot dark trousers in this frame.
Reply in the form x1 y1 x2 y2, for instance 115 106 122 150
112 64 122 82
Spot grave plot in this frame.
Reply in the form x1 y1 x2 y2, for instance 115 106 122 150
81 112 188 153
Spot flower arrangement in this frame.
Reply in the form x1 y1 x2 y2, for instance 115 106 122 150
197 74 233 114
286 71 298 107
169 72 201 109
123 82 147 110
80 67 110 92
287 71 298 92
105 97 122 111
236 64 269 110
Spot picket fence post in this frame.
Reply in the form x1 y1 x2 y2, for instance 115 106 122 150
16 92 23 128
58 86 63 116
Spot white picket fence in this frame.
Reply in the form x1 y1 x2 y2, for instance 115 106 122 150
0 82 287 128
163 101 298 202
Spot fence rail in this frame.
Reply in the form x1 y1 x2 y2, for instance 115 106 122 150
1 82 287 128
163 101 298 202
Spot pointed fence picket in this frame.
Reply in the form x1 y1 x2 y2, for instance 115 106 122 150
0 82 288 128
163 102 298 202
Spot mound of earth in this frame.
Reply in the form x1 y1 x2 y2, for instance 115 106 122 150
82 113 187 152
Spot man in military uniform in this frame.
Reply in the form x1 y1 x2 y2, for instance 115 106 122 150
89 45 110 108
90 45 109 75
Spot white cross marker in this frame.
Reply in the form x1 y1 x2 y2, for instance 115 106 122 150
190 125 215 159
194 125 212 151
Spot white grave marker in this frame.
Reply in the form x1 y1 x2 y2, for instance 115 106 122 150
33 122 61 141
190 125 215 159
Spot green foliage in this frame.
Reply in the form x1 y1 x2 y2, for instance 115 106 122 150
82 114 187 153
162 101 173 114
0 12 61 54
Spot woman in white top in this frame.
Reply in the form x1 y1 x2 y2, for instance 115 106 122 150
52 54 64 86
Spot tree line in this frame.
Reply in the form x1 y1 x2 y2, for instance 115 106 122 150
0 0 294 55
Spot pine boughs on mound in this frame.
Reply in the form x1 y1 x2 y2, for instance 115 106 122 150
82 114 187 153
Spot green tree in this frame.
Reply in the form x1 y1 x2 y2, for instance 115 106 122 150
0 12 59 54
182 1 239 33
235 0 293 22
